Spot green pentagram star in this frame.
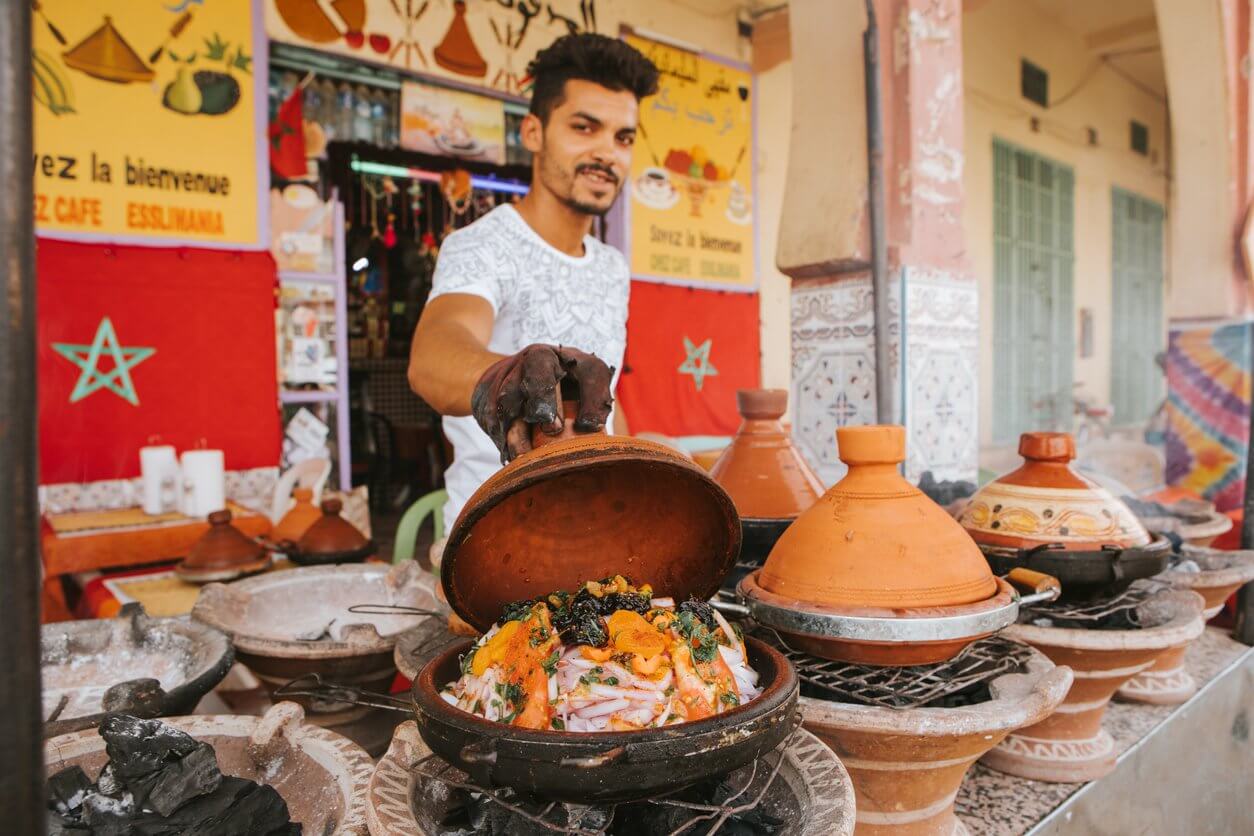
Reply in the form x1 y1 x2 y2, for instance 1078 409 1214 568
677 336 718 391
52 317 156 406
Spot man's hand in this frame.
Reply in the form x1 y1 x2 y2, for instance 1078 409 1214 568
471 344 614 463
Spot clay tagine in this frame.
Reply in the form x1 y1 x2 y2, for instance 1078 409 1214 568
1117 544 1254 704
288 497 375 566
958 432 1169 599
440 405 740 634
801 644 1072 836
743 425 1013 665
176 509 271 583
981 588 1204 782
271 486 322 546
710 389 824 591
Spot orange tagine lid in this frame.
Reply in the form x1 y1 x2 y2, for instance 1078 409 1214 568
958 432 1151 550
709 389 824 520
758 425 998 609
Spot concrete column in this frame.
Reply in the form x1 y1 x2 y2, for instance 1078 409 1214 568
781 0 977 485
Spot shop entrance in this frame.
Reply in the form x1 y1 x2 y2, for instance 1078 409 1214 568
992 140 1075 443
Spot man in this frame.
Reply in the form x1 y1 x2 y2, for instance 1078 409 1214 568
407 33 659 536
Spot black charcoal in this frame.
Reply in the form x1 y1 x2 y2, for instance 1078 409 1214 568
100 714 199 779
139 742 223 816
46 765 92 813
46 810 90 835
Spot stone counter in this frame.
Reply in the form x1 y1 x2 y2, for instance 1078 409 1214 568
957 626 1253 835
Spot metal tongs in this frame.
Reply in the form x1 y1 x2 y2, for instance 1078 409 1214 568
346 603 445 618
273 673 411 713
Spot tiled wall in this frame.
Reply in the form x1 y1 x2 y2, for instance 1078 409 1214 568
790 270 978 486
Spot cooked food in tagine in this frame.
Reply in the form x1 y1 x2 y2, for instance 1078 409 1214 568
441 576 763 732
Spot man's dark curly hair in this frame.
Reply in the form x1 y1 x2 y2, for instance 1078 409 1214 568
527 33 659 123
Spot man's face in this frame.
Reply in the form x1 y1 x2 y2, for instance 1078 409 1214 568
523 79 639 216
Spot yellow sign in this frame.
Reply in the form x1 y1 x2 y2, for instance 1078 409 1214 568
33 0 263 247
626 35 755 290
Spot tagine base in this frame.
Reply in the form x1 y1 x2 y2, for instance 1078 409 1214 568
1115 643 1198 705
979 727 1116 783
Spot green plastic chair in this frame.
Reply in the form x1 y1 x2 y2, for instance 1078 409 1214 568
392 488 447 564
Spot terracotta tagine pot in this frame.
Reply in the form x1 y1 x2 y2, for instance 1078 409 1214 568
440 407 741 633
271 487 322 545
958 432 1169 600
45 702 373 835
981 588 1205 782
711 389 824 592
802 645 1072 836
288 497 375 566
176 509 271 583
745 425 1009 665
1117 545 1254 705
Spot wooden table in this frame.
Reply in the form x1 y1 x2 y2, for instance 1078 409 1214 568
41 504 272 623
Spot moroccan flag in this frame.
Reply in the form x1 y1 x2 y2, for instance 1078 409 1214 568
37 240 281 484
269 86 307 178
617 281 761 437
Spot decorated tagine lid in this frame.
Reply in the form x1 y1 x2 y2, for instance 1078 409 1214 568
288 498 375 566
271 487 322 545
441 405 741 633
176 509 271 583
709 389 824 521
959 432 1151 551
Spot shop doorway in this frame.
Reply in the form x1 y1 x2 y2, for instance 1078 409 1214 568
1110 187 1165 426
992 139 1075 443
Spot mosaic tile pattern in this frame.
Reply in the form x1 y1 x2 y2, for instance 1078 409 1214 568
40 467 278 514
789 269 977 486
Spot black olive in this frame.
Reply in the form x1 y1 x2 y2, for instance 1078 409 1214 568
678 599 717 630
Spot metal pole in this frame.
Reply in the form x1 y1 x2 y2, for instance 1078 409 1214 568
1236 323 1254 644
0 2 44 830
863 0 894 425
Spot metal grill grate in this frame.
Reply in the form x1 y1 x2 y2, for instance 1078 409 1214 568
1018 578 1171 629
761 632 1035 710
408 730 798 835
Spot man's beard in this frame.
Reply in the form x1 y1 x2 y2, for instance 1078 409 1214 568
543 156 621 216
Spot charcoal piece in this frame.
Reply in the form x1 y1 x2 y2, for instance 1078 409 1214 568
102 677 166 717
96 763 123 796
100 714 199 779
46 764 92 813
599 592 651 616
138 742 223 816
80 789 135 828
139 776 294 836
46 810 90 835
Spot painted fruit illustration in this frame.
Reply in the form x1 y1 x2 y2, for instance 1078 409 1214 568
194 70 241 115
163 66 202 114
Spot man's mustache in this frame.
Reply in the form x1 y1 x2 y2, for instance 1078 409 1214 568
575 163 619 184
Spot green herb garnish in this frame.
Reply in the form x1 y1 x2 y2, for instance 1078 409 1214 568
541 649 561 676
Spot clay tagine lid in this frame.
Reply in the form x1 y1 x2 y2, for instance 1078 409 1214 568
441 405 741 633
176 510 270 583
959 432 1151 551
710 389 824 520
289 497 375 565
271 487 321 544
758 425 998 609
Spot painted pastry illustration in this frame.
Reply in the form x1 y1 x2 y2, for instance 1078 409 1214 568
632 166 679 210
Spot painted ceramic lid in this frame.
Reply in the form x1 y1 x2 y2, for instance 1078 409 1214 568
959 432 1151 550
709 389 825 520
441 424 741 633
758 425 998 609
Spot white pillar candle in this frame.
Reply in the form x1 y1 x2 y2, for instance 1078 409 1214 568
139 445 178 515
180 449 226 518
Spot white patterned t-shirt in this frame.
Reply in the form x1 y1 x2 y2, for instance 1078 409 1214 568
428 204 629 528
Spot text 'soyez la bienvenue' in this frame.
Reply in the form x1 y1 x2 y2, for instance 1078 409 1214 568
34 152 232 235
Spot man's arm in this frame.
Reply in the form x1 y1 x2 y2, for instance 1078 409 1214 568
407 293 502 416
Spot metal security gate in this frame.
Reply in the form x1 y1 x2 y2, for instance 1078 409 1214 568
992 140 1075 443
1110 188 1165 426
